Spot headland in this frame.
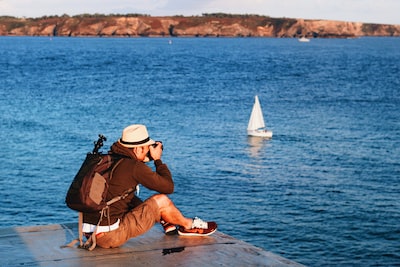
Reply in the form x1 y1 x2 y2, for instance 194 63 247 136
1 13 400 38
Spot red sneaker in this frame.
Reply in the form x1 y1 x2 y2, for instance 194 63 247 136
161 220 177 235
178 217 217 236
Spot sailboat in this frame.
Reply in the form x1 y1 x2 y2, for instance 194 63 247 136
247 95 273 138
298 36 310 42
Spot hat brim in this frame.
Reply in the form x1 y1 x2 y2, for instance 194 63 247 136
118 138 155 148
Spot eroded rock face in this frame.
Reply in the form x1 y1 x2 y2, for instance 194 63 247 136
1 15 399 38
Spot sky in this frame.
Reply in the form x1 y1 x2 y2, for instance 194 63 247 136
1 0 399 25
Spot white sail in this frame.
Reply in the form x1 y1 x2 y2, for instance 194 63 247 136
247 95 265 130
247 95 272 138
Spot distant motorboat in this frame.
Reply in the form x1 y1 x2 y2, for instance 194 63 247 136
247 95 273 138
298 37 310 42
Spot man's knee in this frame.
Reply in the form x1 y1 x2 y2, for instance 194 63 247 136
150 194 172 209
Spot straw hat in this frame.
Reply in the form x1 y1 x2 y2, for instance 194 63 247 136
118 124 155 148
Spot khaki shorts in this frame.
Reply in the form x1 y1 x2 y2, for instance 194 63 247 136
96 197 159 248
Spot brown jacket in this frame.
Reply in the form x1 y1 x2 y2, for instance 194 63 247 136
83 142 173 225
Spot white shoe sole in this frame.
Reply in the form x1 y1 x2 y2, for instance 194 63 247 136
177 228 217 236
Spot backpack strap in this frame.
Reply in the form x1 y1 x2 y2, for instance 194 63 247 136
60 212 84 248
78 212 84 247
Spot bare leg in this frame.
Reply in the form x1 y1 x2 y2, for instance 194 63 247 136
151 194 192 229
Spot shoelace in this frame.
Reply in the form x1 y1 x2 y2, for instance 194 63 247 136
192 217 208 229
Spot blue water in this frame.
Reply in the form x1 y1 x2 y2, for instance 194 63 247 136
1 36 399 266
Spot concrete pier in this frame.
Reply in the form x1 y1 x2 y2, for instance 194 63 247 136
0 223 305 266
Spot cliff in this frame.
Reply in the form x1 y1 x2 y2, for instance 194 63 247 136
1 14 399 38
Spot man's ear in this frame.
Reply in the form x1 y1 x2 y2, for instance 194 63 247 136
134 146 146 154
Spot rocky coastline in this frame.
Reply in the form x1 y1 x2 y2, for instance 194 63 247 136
1 14 399 38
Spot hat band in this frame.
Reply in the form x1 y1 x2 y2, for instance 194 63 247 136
120 137 150 146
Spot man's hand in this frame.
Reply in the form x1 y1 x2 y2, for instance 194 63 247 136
149 142 163 161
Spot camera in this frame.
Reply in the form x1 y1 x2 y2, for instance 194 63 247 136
151 141 163 149
147 141 163 161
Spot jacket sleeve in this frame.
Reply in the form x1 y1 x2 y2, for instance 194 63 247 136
134 159 174 194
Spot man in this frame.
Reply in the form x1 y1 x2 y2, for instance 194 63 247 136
82 124 217 248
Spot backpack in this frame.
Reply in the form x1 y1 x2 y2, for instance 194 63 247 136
66 153 118 213
63 134 135 250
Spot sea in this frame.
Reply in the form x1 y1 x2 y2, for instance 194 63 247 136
0 36 399 266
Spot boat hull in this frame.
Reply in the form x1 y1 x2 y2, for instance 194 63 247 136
247 129 273 138
298 37 310 42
